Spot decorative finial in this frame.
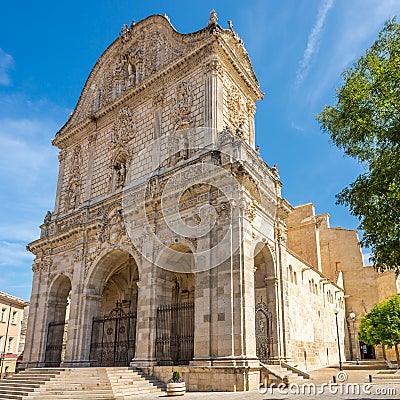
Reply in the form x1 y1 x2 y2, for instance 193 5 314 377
120 24 129 36
256 145 260 154
209 10 218 26
272 163 279 176
228 20 234 31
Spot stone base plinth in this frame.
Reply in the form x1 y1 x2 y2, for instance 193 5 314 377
61 360 91 368
141 364 261 392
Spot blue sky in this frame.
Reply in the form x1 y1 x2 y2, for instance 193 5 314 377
1 0 399 300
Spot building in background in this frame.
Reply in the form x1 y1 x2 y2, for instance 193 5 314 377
287 203 400 363
0 292 29 378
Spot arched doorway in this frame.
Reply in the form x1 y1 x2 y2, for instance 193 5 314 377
155 244 195 365
253 243 276 363
45 274 71 367
89 251 139 367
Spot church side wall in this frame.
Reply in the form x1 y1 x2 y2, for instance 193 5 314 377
284 252 345 370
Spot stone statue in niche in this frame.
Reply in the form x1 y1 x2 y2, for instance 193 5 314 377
114 161 127 188
236 124 244 139
218 126 234 146
176 131 189 162
67 180 80 210
126 52 137 84
44 211 52 224
40 211 53 238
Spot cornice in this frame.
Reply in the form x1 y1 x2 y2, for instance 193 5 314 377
216 35 263 100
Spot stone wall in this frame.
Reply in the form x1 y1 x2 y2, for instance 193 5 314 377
284 251 345 370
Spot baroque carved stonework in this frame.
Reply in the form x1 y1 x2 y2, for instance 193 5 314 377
172 81 193 130
65 145 82 212
98 207 130 249
227 85 246 128
246 99 256 117
110 106 136 149
32 256 52 274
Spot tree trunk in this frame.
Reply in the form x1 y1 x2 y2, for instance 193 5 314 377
395 343 400 366
382 344 387 360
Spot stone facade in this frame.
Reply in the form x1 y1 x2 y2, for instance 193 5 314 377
22 13 357 391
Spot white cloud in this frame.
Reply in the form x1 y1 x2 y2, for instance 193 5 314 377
0 223 41 243
0 240 33 267
0 48 14 86
303 0 400 107
296 0 335 86
291 121 306 132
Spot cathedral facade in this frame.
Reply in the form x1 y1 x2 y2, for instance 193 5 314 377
23 13 351 391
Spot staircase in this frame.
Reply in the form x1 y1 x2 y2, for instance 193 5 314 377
260 362 310 385
0 367 165 399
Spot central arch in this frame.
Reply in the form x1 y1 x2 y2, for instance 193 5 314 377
87 249 139 367
155 243 195 365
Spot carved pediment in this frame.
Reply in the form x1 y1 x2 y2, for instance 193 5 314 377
53 14 263 147
56 16 210 136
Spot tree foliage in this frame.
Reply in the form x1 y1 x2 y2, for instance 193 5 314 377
317 18 400 273
358 295 400 363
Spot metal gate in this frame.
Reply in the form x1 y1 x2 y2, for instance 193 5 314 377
89 306 137 367
45 321 68 367
255 301 273 363
155 302 194 365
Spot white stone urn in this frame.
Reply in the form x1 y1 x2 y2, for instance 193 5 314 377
166 381 186 396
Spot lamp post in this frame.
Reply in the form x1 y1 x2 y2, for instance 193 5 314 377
349 312 359 365
334 308 343 371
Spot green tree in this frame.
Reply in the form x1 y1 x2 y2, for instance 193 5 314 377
317 18 400 273
358 295 400 364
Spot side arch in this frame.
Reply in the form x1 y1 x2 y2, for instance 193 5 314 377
45 274 71 367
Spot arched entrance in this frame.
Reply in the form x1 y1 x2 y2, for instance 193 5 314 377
155 244 195 365
254 243 276 363
45 274 71 367
89 251 139 367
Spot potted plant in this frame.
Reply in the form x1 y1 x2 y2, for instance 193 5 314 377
166 371 186 396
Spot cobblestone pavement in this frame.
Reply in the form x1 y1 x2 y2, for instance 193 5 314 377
138 364 400 400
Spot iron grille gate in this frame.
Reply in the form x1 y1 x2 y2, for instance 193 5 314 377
89 307 137 367
255 301 273 363
155 302 194 365
45 321 68 367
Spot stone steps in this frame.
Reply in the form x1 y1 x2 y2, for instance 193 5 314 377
261 362 307 384
0 367 165 399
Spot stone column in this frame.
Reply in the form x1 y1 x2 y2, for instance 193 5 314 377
246 100 256 149
131 260 158 367
83 131 97 202
151 91 163 170
70 293 102 366
62 257 88 367
204 59 224 133
53 150 66 215
191 201 258 367
22 266 49 368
